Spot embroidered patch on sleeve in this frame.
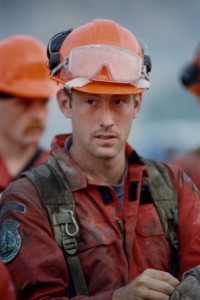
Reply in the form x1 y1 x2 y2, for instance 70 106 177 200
0 219 21 263
0 202 26 219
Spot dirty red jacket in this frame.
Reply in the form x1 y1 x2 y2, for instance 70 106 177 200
171 147 200 190
0 148 49 193
0 260 16 300
1 134 200 300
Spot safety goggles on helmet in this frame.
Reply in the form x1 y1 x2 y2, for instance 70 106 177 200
53 44 149 83
69 44 143 83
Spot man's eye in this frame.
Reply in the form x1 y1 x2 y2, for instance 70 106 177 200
16 101 31 108
114 99 123 105
86 99 95 104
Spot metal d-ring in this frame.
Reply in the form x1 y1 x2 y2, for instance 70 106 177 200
64 209 79 237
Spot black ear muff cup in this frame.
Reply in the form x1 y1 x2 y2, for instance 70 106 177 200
180 65 200 88
47 29 73 73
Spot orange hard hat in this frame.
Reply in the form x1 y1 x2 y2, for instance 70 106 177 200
180 44 200 96
0 35 58 99
48 19 151 95
0 261 16 300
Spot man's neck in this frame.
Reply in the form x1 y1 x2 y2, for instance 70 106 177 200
0 141 37 177
69 148 126 184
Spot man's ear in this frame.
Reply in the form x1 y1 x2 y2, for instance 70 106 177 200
132 94 142 118
57 88 72 118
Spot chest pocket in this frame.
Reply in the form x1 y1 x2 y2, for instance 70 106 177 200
77 221 116 252
135 204 170 270
136 204 165 237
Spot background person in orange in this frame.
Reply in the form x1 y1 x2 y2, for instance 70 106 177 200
0 260 16 300
170 44 200 189
0 35 58 193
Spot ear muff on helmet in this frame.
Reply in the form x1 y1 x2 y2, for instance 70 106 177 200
180 64 200 88
138 38 152 75
47 29 73 73
143 54 152 74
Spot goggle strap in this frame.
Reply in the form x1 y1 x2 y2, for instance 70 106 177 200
141 65 150 81
51 61 65 76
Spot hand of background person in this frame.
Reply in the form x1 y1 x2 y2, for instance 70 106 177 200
169 265 200 300
112 268 179 300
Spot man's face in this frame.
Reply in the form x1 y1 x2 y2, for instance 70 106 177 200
0 97 49 147
59 90 141 161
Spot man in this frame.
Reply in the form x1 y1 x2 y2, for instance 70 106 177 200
171 44 200 189
0 261 16 300
0 35 58 193
1 19 200 300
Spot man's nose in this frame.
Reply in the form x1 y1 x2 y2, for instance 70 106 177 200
31 102 49 119
98 103 114 128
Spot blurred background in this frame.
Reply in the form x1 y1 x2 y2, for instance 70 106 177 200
1 0 200 160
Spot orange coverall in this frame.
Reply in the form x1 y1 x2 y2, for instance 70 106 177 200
0 148 49 193
1 134 200 299
0 260 16 300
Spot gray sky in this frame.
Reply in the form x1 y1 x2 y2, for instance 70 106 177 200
1 0 200 159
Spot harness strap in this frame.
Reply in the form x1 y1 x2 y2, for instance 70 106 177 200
22 155 89 296
143 159 179 275
22 155 179 290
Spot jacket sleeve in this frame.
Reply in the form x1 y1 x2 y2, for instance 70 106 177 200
0 177 114 300
163 163 200 279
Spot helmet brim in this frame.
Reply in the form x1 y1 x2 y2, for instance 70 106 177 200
73 81 146 95
0 80 58 99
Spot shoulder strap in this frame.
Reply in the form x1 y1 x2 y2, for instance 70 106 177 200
22 155 89 296
143 158 179 275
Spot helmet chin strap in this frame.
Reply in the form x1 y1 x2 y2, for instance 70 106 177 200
64 78 91 93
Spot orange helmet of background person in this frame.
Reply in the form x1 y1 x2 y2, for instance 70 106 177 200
0 261 16 300
0 35 58 99
180 44 200 96
48 19 151 95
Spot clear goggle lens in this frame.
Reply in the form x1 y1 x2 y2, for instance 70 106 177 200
62 45 143 84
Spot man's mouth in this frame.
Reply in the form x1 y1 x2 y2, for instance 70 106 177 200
97 135 116 139
94 134 117 146
24 123 45 134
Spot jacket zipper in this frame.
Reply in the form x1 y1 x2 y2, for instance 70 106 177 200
116 218 126 250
